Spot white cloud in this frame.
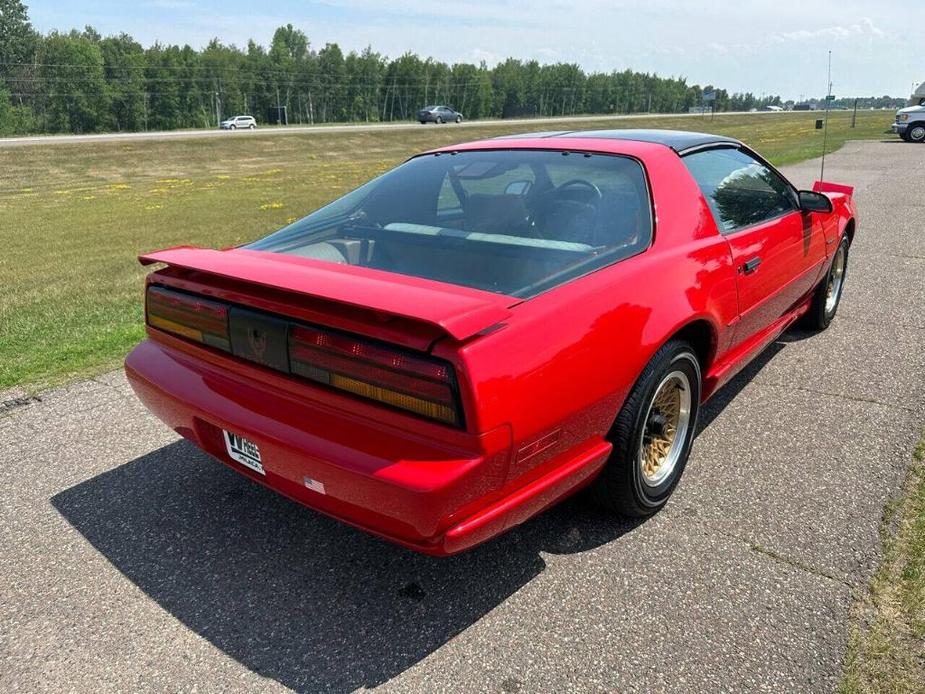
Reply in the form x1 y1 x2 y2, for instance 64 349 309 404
469 48 499 65
774 17 886 43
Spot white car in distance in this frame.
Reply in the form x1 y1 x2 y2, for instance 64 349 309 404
220 115 257 130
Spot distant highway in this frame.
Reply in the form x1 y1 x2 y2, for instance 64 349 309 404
0 110 772 148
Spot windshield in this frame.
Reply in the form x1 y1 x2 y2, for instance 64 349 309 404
246 149 652 298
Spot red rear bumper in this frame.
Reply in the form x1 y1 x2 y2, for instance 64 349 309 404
125 338 611 554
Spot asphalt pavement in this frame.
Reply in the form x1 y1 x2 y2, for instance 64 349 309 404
1 140 923 693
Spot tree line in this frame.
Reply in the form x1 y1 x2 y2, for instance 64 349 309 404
0 0 788 135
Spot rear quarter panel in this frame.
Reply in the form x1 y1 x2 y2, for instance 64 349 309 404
812 182 858 245
433 144 739 486
831 192 858 240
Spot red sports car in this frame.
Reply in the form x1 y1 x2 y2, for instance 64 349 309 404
125 129 856 555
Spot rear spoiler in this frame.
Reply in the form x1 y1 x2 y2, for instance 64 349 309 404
139 246 514 342
812 180 854 196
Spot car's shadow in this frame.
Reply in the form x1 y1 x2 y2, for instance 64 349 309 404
51 334 794 692
52 444 638 692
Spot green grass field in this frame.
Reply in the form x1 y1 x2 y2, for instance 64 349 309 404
0 110 893 392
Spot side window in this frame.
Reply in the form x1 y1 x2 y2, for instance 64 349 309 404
682 148 797 234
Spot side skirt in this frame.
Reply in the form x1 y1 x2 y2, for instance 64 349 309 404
702 298 812 400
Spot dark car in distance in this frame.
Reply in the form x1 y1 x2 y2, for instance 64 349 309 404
418 105 463 124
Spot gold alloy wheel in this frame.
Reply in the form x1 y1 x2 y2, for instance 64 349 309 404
825 243 847 314
638 370 692 487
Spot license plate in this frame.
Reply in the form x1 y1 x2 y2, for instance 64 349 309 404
223 430 265 475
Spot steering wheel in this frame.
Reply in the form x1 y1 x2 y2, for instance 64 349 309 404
555 178 603 202
531 178 603 241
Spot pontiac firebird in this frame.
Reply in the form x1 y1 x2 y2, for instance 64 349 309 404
125 129 857 555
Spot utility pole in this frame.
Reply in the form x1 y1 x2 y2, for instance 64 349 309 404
213 79 220 128
820 51 832 183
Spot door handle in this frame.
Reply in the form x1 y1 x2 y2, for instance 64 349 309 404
741 257 762 274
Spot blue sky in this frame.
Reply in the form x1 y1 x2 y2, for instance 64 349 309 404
29 1 918 99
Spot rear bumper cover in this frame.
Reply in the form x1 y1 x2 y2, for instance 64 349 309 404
125 339 610 554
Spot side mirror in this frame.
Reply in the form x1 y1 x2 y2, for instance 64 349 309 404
798 190 833 213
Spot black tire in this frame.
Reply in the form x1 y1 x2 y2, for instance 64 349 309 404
900 130 912 142
249 124 256 130
420 121 426 124
908 122 925 143
229 124 236 130
803 236 849 330
435 116 443 124
591 340 701 517
455 115 462 123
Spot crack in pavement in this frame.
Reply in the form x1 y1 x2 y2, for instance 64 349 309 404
758 381 921 414
746 542 855 589
670 502 859 588
0 395 43 416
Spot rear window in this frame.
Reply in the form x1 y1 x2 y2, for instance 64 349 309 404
247 149 652 298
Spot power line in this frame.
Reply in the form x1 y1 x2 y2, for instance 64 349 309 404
3 76 494 88
0 60 490 79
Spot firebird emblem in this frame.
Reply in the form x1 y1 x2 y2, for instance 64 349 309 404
248 328 267 361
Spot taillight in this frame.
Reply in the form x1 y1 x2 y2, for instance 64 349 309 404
289 325 462 426
146 286 230 350
145 286 463 427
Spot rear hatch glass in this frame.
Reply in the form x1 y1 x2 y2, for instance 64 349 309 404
247 149 652 298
